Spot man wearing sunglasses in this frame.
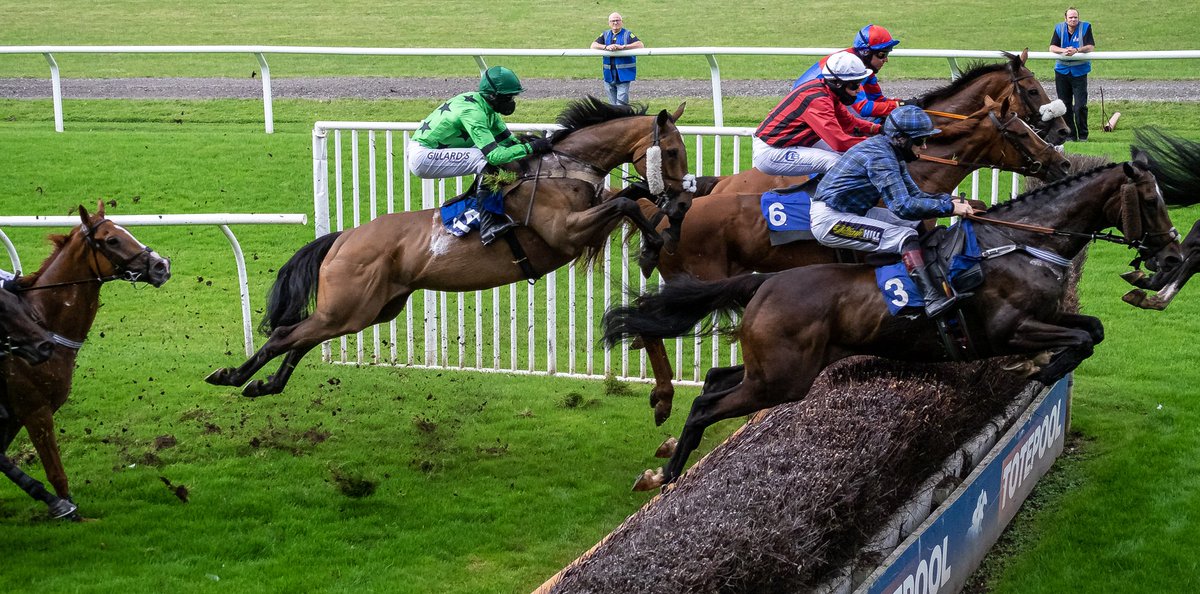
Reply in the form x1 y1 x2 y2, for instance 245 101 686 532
793 24 905 120
754 52 882 178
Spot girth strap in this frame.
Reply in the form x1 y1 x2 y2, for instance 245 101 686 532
502 233 542 282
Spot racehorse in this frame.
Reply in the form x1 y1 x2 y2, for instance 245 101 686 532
695 49 1072 198
633 95 1070 425
0 289 54 365
206 99 695 397
603 147 1185 489
1117 128 1200 310
1 203 171 519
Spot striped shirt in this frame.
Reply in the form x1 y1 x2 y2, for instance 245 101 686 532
755 80 880 152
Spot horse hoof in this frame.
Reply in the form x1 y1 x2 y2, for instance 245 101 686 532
632 468 665 492
638 253 660 279
1120 270 1147 286
242 381 269 398
652 400 673 426
205 368 234 386
654 437 677 458
629 336 645 350
48 498 78 520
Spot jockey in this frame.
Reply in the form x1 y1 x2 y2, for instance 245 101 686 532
753 52 882 178
793 24 905 119
809 105 976 317
408 66 553 244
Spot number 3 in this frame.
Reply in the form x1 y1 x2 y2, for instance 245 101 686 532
884 278 909 307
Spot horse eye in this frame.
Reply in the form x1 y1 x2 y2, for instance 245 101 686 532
106 237 121 246
665 149 679 159
1029 89 1040 96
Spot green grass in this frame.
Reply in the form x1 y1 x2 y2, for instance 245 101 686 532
1 0 1197 80
1 98 1199 592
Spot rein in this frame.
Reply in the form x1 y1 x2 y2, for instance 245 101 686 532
921 110 1047 176
12 218 152 293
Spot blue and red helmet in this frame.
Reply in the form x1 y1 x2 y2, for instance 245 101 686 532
854 25 900 52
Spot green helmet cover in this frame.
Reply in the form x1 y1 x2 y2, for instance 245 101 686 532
479 66 524 95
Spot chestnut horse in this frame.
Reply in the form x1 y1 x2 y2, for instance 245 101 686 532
2 203 171 519
695 49 1072 198
635 96 1070 425
604 147 1185 488
206 99 695 397
0 289 54 365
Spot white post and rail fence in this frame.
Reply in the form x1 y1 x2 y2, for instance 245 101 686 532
2 45 1196 132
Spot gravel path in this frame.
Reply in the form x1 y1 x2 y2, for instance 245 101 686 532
1 76 1197 102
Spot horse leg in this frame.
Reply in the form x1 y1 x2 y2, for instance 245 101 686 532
1006 316 1101 384
0 455 78 519
20 407 79 520
241 344 316 398
205 323 302 387
641 337 676 426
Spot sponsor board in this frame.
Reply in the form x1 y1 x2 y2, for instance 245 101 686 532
859 377 1070 594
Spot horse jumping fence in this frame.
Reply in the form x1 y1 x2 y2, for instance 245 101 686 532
311 122 1026 384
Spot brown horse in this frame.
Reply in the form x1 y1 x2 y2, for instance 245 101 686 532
635 95 1070 425
604 147 1185 488
1 203 171 519
694 49 1073 198
0 288 54 365
206 99 694 397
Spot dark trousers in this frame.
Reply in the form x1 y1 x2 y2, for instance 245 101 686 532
1055 72 1089 140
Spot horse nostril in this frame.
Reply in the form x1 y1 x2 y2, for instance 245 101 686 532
38 341 54 358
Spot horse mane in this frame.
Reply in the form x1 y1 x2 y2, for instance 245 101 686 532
1134 127 1200 207
984 159 1121 213
910 61 1012 108
13 232 72 288
552 96 648 143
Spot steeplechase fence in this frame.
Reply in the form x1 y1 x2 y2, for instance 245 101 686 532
311 121 1026 383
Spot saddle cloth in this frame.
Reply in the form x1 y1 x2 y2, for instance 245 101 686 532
875 220 984 315
760 183 816 245
439 190 505 237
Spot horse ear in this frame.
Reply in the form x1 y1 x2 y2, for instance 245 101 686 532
1019 48 1029 66
95 199 106 217
1000 94 1013 114
669 102 686 123
983 95 998 109
78 205 89 226
1130 147 1151 169
657 109 671 129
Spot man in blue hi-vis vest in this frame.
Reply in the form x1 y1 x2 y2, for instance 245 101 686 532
591 12 644 105
1050 7 1095 141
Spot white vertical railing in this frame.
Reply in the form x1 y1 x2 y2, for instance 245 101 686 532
311 121 1024 383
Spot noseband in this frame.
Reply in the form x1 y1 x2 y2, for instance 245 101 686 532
919 109 1049 177
14 219 154 293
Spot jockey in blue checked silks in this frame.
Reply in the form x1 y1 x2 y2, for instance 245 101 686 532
810 105 977 317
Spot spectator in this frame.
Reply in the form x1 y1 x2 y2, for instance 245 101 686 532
753 52 881 178
1050 7 1095 141
793 24 905 120
591 12 644 105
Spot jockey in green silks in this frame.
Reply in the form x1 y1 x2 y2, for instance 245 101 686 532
408 66 553 245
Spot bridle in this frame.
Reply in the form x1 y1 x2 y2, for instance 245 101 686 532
13 218 153 293
919 109 1052 177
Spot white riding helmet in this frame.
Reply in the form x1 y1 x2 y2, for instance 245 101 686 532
821 52 873 82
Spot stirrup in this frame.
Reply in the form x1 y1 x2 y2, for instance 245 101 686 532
924 291 972 318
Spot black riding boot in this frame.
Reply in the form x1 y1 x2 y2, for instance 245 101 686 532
903 248 962 318
477 205 515 246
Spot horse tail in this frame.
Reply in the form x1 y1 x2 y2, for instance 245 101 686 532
602 273 775 347
1134 127 1200 207
259 231 342 334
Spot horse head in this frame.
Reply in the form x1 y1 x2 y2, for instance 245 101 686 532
976 94 1071 180
0 289 54 364
77 201 172 287
634 102 695 222
1107 151 1183 276
1003 49 1072 145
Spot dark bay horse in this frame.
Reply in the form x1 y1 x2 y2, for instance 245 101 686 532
694 49 1072 198
2 203 171 519
0 289 54 365
604 148 1185 489
207 99 695 397
635 96 1070 425
1118 128 1200 310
